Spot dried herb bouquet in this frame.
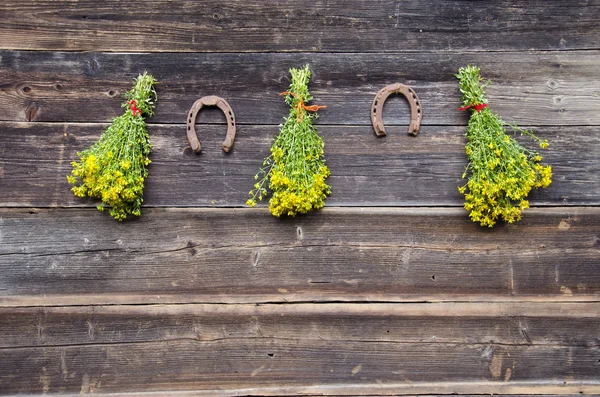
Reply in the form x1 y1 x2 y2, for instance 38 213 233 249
67 72 157 221
248 65 331 216
456 65 552 227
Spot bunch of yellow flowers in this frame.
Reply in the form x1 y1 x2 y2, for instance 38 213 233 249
68 72 157 221
248 65 331 216
456 66 552 227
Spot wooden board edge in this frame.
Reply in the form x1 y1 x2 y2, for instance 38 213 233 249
5 381 597 396
3 206 600 216
1 302 599 317
1 294 599 308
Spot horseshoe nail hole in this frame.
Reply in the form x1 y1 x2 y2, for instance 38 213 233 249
22 86 31 93
417 108 421 113
187 126 191 130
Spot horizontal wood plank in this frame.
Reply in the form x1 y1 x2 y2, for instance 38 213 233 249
1 338 598 395
0 302 598 395
0 387 597 397
1 1 599 52
2 302 598 348
0 123 596 208
0 207 598 305
1 51 599 125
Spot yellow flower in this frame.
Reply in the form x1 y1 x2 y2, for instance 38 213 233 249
67 72 157 221
456 65 552 227
248 65 331 216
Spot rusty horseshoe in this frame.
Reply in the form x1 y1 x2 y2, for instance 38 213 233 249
186 96 236 153
371 83 422 137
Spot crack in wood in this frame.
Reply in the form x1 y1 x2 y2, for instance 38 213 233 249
0 336 586 351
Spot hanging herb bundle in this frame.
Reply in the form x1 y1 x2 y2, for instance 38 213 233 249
456 65 552 227
67 72 157 221
247 65 331 216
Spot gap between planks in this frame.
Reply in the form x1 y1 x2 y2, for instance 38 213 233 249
2 295 600 308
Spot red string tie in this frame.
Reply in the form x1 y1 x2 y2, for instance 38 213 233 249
128 100 142 117
459 103 488 112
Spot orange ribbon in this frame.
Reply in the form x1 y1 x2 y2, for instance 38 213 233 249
280 91 326 122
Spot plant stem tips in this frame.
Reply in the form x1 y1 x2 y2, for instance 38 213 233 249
67 72 157 221
456 66 552 227
247 65 331 216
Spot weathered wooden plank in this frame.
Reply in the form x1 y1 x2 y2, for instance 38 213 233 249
0 338 598 395
41 389 600 397
1 1 599 52
0 389 597 397
0 303 598 395
1 303 598 349
300 392 597 397
0 208 598 305
0 123 596 207
1 51 599 125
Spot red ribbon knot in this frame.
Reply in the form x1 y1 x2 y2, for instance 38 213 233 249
459 103 488 112
128 100 142 116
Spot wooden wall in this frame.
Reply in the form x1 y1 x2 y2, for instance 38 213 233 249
0 1 599 396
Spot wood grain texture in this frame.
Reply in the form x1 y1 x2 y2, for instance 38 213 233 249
0 1 599 53
1 207 598 306
0 123 596 208
1 339 598 395
2 303 599 348
0 302 598 395
0 388 597 397
1 50 599 125
1 1 600 395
